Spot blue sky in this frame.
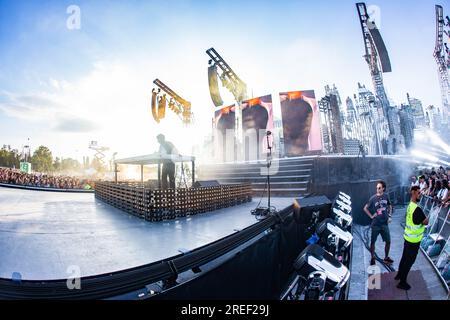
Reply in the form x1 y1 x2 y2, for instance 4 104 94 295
0 0 446 160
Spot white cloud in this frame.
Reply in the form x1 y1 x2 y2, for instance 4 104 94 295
49 78 61 90
0 90 61 121
0 58 213 159
53 116 98 133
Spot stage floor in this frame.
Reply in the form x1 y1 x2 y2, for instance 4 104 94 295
0 186 293 280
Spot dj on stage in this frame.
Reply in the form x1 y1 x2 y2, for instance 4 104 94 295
156 134 178 189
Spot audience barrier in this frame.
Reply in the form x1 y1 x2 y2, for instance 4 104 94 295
418 195 450 293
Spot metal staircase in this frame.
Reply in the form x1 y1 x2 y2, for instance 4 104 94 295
198 157 315 197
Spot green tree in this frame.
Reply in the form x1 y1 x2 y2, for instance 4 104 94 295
0 147 10 167
31 146 53 173
61 158 81 172
0 145 20 168
91 158 107 174
53 157 61 171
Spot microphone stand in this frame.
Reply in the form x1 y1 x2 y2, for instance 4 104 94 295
266 131 272 211
251 131 275 219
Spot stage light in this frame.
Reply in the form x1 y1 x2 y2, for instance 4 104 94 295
304 272 327 300
208 64 224 107
168 99 175 111
336 194 351 206
339 192 351 201
226 81 234 91
293 244 350 294
152 79 193 125
331 208 353 230
206 47 248 103
158 94 166 120
316 218 353 256
220 75 228 87
334 198 352 214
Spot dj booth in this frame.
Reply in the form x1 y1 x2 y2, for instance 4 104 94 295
113 153 196 188
97 153 252 221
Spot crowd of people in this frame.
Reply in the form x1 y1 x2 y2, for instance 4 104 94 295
0 167 93 190
410 166 450 207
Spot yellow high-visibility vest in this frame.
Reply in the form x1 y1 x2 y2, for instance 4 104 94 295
404 202 425 243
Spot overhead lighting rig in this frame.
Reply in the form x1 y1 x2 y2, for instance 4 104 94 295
434 5 450 122
151 79 193 125
206 47 247 106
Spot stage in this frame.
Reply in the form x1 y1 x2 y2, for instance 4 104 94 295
0 186 293 281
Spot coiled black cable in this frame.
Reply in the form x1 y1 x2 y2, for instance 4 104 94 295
353 224 395 273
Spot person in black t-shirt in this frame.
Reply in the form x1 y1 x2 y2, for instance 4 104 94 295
363 180 394 266
157 134 177 189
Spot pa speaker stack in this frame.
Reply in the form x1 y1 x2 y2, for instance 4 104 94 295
208 65 224 107
293 196 332 225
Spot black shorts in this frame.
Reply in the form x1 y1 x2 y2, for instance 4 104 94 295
371 224 391 244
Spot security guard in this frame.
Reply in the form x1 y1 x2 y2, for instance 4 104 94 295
395 186 429 290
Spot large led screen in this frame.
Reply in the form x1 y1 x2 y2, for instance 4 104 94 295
214 105 236 161
280 90 322 156
241 95 273 159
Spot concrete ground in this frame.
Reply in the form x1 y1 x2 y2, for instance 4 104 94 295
349 206 448 300
0 186 293 281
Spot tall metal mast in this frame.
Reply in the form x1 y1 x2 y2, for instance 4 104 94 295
356 3 393 133
434 5 450 124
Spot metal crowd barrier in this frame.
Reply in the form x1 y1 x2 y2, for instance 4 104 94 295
418 195 450 293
